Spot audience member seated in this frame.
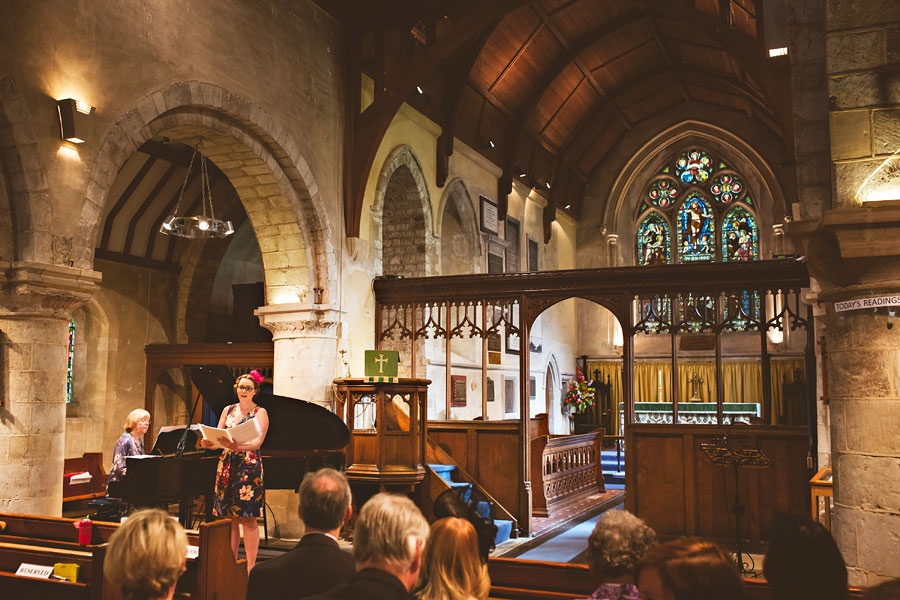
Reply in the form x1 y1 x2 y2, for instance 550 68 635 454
416 517 490 600
584 510 657 600
863 578 900 600
247 468 355 600
636 538 745 600
103 508 187 600
307 492 430 600
432 488 497 563
763 512 848 600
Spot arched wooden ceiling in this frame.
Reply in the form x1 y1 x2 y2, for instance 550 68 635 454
320 0 789 242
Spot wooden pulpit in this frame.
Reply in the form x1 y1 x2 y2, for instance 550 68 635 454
333 378 430 489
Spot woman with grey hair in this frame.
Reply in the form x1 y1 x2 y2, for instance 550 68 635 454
584 510 657 600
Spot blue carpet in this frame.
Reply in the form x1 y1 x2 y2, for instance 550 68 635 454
601 449 625 488
515 504 625 563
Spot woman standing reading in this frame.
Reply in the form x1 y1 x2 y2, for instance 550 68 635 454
200 370 269 572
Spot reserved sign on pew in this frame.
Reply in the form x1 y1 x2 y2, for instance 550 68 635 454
15 563 54 579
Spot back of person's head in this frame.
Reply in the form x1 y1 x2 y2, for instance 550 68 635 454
636 538 745 600
299 467 352 530
863 578 900 600
763 513 847 600
588 509 657 578
354 492 429 572
417 517 490 600
104 509 187 600
432 489 497 563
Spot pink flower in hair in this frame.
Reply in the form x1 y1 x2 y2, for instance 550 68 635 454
248 369 264 384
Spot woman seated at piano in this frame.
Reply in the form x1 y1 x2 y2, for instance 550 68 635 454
200 369 269 573
106 408 151 500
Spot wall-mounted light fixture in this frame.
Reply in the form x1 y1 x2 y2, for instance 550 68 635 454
57 99 94 144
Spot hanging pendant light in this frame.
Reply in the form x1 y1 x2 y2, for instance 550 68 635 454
159 143 234 239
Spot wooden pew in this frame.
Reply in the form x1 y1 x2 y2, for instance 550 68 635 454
530 430 605 518
63 453 109 503
486 557 865 600
0 538 111 600
0 513 248 600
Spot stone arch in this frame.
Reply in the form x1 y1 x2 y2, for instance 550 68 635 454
604 120 786 266
0 75 53 263
371 145 435 276
78 81 335 305
438 178 483 275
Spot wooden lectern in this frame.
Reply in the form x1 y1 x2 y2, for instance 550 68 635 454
333 378 430 491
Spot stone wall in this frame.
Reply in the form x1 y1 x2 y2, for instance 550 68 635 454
827 1 900 206
822 0 900 585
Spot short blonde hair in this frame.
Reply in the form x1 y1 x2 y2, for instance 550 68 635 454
354 493 429 571
104 509 187 600
417 517 490 600
124 409 150 433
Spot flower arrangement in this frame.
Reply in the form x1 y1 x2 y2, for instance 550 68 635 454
564 369 595 414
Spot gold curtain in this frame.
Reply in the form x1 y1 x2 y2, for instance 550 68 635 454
770 359 806 424
584 358 806 428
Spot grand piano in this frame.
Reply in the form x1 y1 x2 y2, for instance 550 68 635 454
114 365 349 526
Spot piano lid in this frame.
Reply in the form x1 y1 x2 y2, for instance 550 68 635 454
254 392 349 451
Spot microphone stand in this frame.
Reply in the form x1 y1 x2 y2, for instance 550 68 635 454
175 389 203 460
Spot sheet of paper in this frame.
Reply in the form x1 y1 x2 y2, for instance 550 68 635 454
158 424 202 434
16 563 54 579
68 471 92 484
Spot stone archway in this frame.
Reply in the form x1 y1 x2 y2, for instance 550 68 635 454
77 81 336 304
438 178 483 275
371 145 435 277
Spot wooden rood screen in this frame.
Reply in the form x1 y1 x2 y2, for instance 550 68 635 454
373 259 813 538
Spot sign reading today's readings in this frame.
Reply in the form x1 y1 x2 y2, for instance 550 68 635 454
834 295 900 312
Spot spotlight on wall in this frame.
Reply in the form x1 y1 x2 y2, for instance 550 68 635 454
416 85 424 94
768 47 788 57
519 172 527 178
488 140 495 148
57 98 94 144
888 309 896 330
545 182 551 190
564 204 571 210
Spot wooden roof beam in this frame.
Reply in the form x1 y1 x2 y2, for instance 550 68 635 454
344 0 534 239
437 23 498 187
645 17 691 105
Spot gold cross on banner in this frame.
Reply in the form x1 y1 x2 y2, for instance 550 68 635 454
374 353 389 373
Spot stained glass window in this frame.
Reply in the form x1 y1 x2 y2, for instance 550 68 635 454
637 213 671 265
636 148 761 332
647 178 679 208
676 194 715 262
722 206 759 261
66 319 75 403
710 173 743 203
675 150 712 184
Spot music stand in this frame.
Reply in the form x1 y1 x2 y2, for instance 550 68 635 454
701 444 772 575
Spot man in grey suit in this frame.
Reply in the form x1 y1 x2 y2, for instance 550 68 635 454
247 468 355 600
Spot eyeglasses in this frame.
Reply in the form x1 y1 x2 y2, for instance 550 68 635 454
237 385 255 392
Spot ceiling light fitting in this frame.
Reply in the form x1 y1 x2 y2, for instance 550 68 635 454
57 98 95 144
160 143 234 239
416 85 424 94
768 47 788 57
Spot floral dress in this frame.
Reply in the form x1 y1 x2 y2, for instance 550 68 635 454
107 433 144 485
213 404 264 517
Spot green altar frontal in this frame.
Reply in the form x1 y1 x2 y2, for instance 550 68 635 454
619 401 760 429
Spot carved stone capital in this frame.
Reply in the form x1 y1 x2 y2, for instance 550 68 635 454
254 303 344 340
788 207 900 299
0 261 102 318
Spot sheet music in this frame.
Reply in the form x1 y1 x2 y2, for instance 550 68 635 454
158 424 202 433
199 418 262 449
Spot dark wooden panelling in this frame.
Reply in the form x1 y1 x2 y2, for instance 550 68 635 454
629 424 810 545
633 432 686 535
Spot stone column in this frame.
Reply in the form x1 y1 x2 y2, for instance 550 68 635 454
825 302 900 585
0 261 100 515
791 213 900 585
254 303 344 408
253 303 344 538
